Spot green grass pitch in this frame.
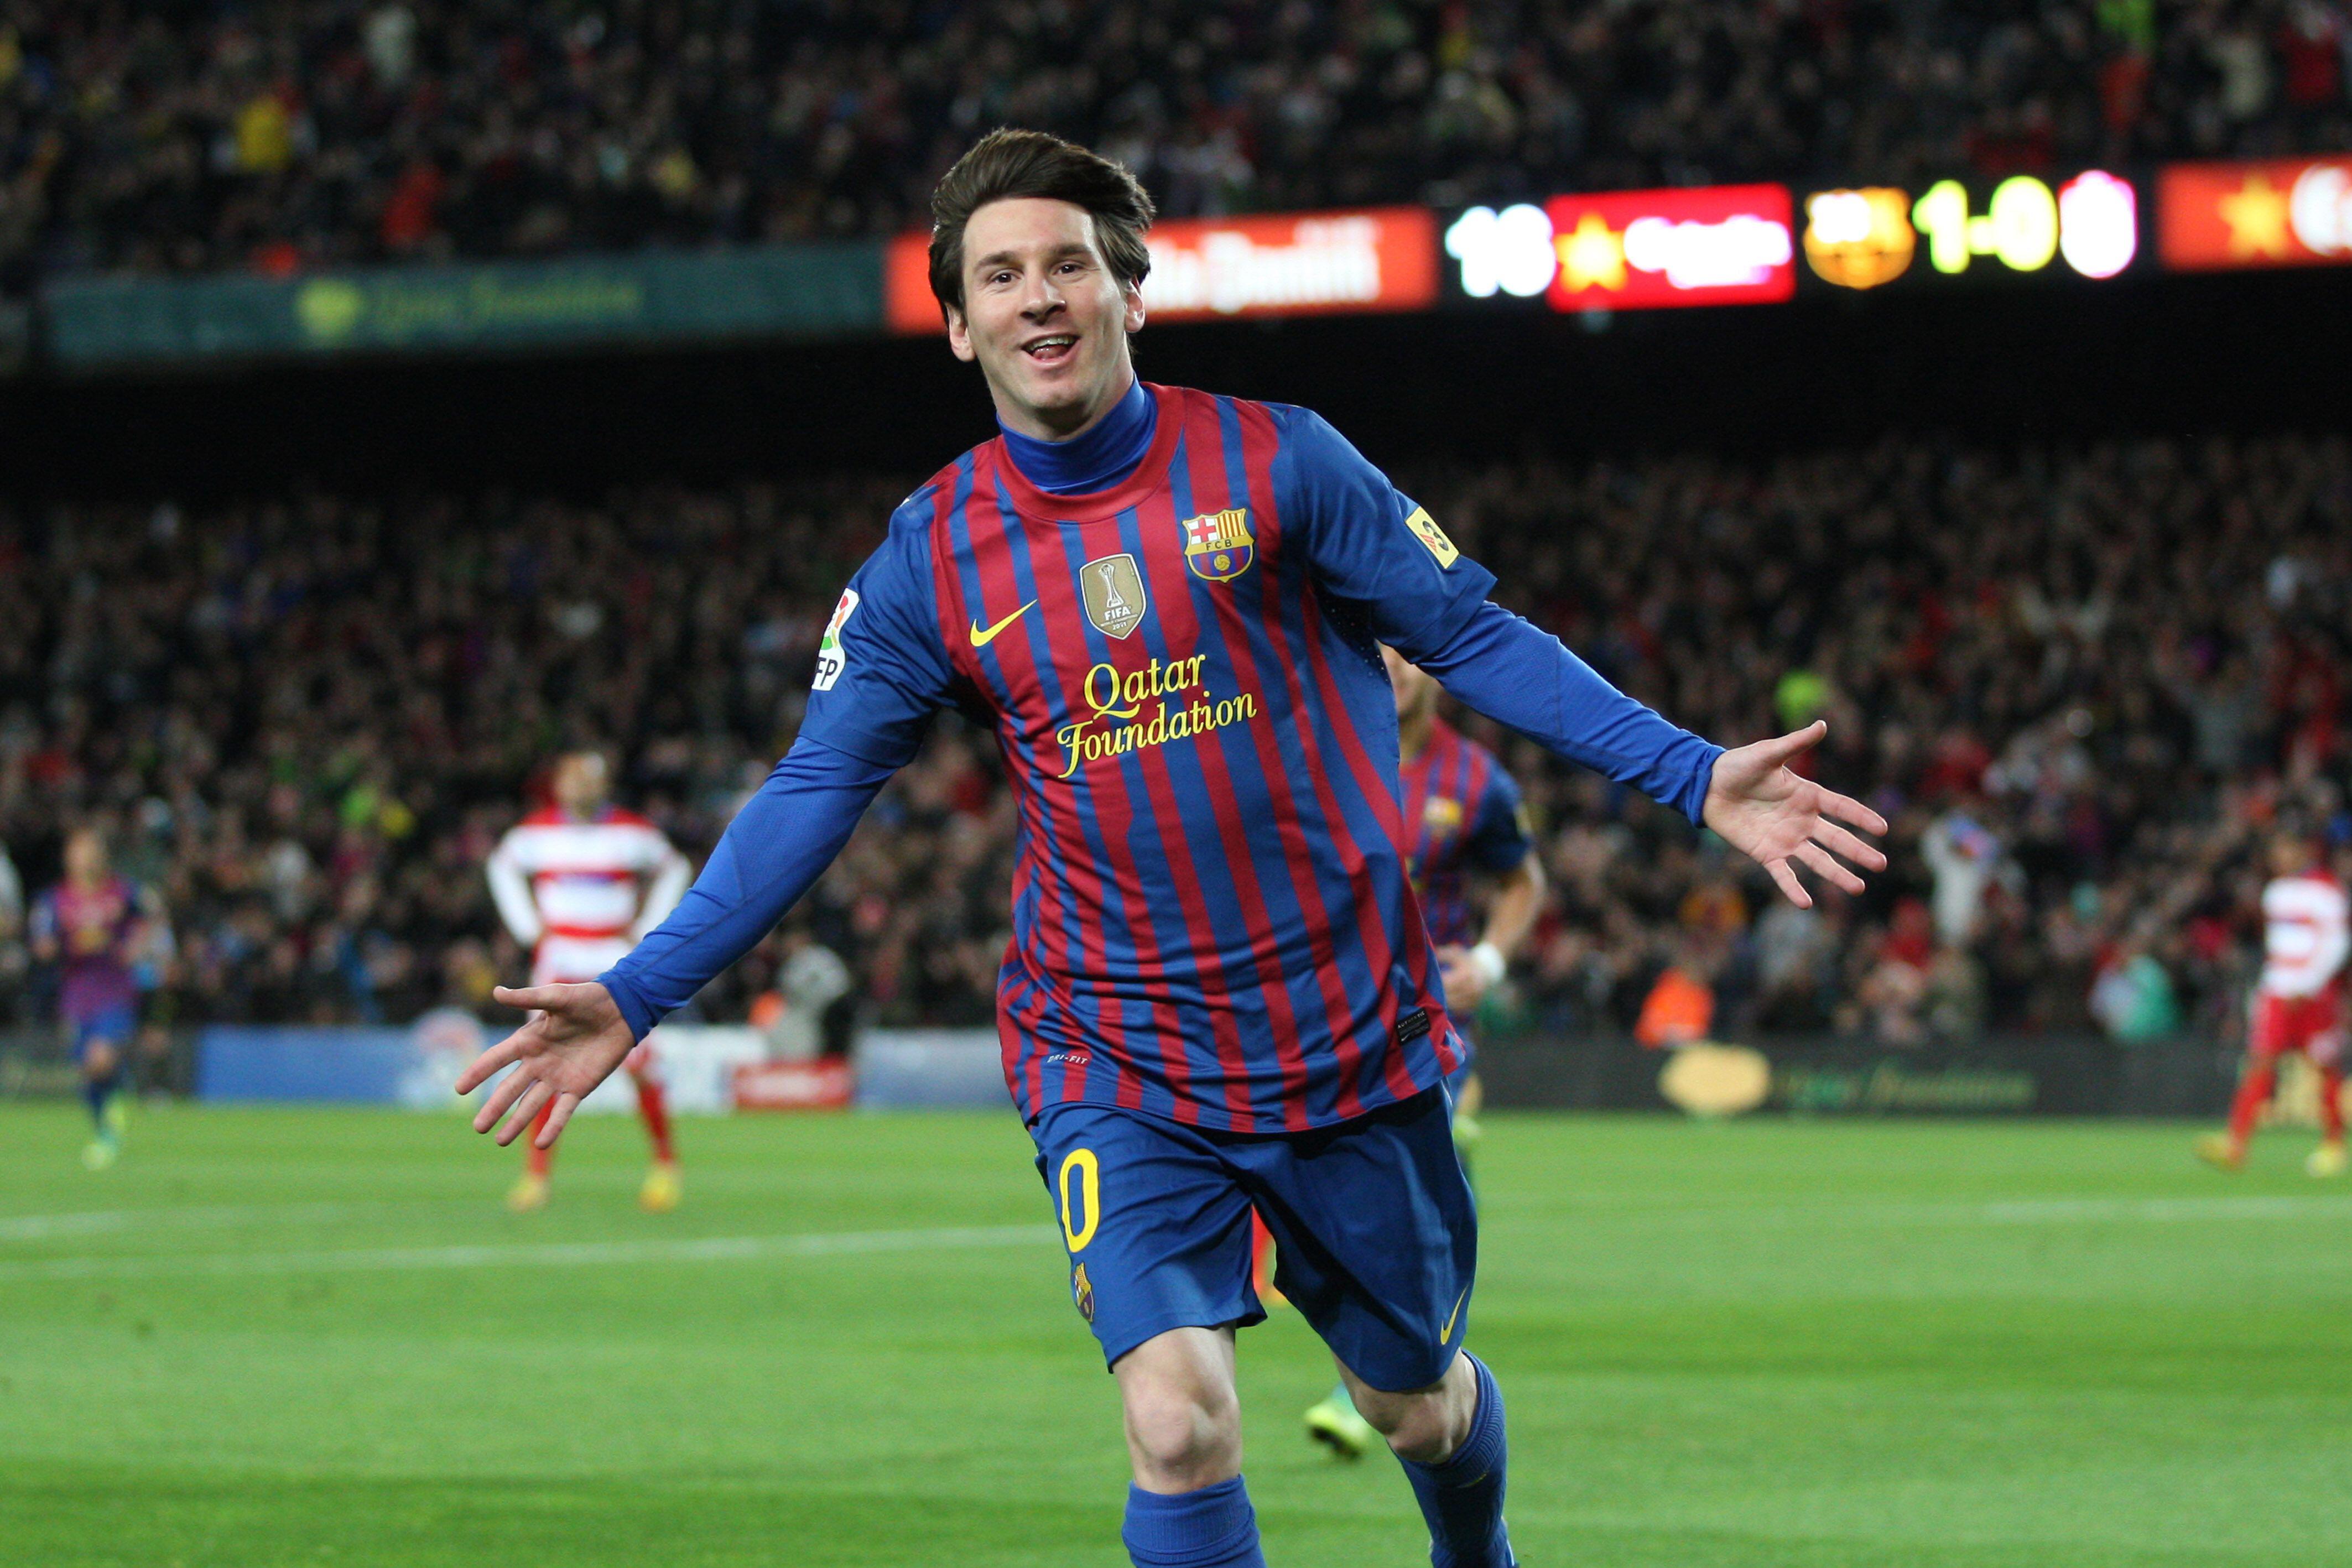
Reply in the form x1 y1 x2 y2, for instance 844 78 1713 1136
2 1101 2346 1566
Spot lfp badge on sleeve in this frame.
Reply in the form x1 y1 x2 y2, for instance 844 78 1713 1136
1182 508 1255 582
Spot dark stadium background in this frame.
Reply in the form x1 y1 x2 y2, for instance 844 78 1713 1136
6 265 2349 496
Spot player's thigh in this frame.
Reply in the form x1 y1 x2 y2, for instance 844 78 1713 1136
72 1007 134 1072
2250 992 2299 1059
1241 1087 1476 1393
2287 999 2346 1067
1028 1103 1262 1371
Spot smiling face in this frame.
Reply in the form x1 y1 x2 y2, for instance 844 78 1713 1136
946 196 1146 441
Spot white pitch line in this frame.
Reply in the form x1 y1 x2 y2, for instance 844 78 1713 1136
0 1201 408 1243
0 1223 1055 1283
1494 1191 2352 1233
11 1192 2344 1277
1971 1194 2352 1224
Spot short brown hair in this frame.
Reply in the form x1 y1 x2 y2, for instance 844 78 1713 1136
927 128 1156 320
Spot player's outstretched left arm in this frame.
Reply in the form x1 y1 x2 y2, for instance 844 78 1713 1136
456 982 636 1149
1700 720 1888 908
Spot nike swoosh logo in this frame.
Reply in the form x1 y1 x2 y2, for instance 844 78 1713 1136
1440 1285 1469 1343
969 600 1037 648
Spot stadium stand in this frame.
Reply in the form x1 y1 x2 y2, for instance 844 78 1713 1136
1 0 2346 293
1 431 2344 1047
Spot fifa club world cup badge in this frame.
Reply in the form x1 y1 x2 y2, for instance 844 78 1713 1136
1182 508 1255 582
1071 1262 1096 1322
1081 553 1148 639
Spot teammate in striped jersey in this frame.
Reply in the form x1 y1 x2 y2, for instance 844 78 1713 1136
1300 648 1546 1461
456 132 1886 1568
30 826 169 1170
485 752 690 1211
2198 829 2349 1176
1386 644 1547 1145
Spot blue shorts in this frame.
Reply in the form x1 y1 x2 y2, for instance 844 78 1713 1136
1028 1087 1477 1392
71 1004 137 1066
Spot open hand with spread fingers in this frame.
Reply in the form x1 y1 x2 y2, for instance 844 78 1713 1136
1701 721 1889 908
455 981 638 1149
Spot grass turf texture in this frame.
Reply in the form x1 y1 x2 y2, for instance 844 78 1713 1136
1 1104 2346 1567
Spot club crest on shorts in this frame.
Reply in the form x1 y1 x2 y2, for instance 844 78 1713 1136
1081 553 1148 639
1182 507 1255 582
1071 1262 1096 1322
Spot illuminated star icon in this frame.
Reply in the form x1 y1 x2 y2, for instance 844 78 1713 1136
1555 211 1626 293
2219 175 2293 259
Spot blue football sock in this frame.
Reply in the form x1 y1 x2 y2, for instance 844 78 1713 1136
1122 1476 1267 1568
82 1074 111 1133
1398 1353 1513 1568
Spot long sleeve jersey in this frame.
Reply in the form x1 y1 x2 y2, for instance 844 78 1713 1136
605 382 1720 1132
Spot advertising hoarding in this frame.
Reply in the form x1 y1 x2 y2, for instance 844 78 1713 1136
1443 186 1796 311
2158 157 2352 271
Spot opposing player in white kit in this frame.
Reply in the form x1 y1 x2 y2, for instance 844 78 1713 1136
487 751 693 1211
2198 829 2350 1176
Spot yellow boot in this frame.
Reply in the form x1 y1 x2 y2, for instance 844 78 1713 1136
2193 1133 2244 1171
639 1159 682 1212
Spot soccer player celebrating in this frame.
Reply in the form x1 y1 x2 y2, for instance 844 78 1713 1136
486 751 691 1211
1300 647 1545 1461
2198 829 2349 1176
457 131 1886 1567
29 826 169 1170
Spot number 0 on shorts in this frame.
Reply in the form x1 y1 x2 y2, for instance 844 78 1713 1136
1058 1148 1100 1252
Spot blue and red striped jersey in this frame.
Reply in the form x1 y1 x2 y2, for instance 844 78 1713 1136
799 383 1489 1132
1399 716 1532 951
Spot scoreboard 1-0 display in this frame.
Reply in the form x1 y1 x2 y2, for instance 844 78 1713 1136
1799 170 2144 291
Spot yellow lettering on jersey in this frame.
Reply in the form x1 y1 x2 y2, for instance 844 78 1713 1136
1055 657 1248 778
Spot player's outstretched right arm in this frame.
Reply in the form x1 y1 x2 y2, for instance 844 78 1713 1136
1272 404 1885 906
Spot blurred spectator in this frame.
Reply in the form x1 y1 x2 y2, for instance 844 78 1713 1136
1633 952 1715 1049
2090 935 2185 1041
1921 804 2005 948
0 837 22 1016
0 1 2348 295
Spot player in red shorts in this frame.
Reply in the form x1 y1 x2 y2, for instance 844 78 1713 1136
487 752 691 1210
2199 829 2349 1176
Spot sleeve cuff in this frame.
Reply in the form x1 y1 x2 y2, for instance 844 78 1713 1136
598 968 658 1044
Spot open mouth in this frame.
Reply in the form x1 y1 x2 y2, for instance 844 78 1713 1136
1022 334 1079 364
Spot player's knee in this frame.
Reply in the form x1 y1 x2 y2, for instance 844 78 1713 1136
83 1042 118 1077
1121 1378 1240 1487
1350 1363 1475 1463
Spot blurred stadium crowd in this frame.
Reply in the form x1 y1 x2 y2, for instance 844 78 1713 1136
1 430 2345 1050
2 0 2349 291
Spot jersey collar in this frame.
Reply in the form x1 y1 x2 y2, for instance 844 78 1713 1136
988 382 1183 524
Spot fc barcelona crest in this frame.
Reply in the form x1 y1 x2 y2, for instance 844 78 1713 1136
1081 553 1148 639
1182 507 1256 582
